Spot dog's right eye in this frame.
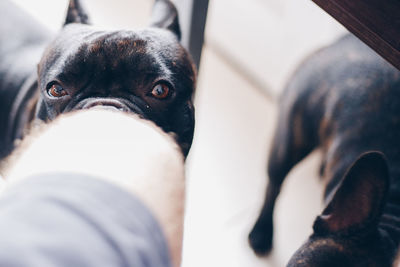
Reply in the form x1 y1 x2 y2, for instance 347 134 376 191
47 84 68 98
151 83 171 99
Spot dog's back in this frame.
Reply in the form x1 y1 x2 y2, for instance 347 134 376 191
0 0 51 159
271 34 400 197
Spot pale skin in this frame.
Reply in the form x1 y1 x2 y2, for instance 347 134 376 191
3 109 185 267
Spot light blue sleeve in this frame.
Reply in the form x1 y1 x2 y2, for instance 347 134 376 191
0 173 172 267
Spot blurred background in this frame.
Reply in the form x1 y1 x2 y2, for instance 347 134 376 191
9 0 347 266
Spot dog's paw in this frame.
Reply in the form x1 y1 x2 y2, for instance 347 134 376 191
248 220 273 256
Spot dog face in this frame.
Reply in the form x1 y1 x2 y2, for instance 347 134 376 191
287 152 391 267
35 0 196 156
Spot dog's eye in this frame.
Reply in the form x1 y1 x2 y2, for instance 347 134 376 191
151 83 170 99
48 84 68 98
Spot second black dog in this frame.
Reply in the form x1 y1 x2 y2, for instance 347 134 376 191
249 34 400 266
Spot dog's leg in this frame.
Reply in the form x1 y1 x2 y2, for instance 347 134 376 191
249 89 318 255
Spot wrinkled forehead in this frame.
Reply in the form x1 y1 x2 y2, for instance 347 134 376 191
39 24 183 76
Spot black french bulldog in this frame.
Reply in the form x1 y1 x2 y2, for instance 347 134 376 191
249 34 400 266
0 0 196 161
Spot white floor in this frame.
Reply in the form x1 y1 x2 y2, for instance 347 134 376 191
182 45 325 267
8 1 346 266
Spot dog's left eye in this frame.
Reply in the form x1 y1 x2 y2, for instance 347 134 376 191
151 83 170 99
48 84 68 98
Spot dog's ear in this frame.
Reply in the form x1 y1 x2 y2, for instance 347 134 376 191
313 151 389 234
64 0 90 25
149 0 181 40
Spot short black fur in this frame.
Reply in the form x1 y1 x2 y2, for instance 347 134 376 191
0 0 196 160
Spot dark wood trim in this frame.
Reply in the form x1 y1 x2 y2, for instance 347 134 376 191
312 0 400 70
